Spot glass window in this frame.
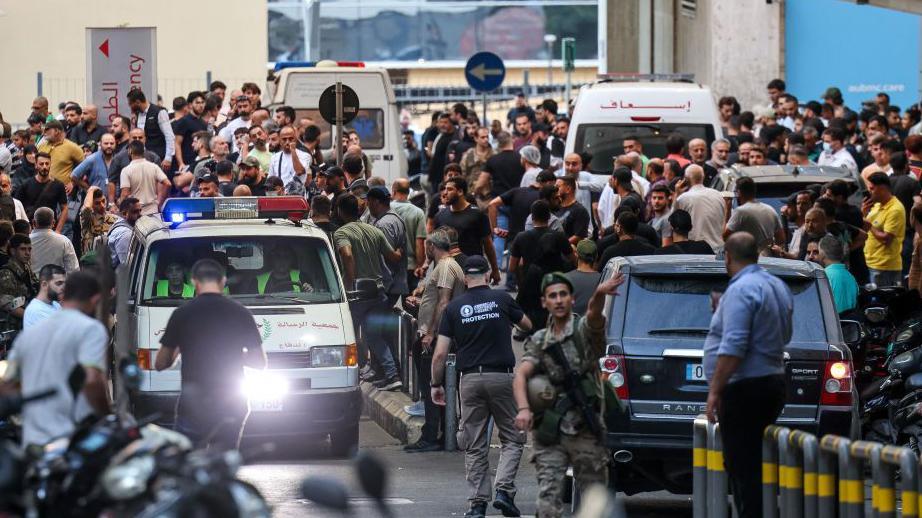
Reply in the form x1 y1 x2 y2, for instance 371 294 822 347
294 108 385 149
268 1 599 63
141 236 342 305
575 123 717 174
619 274 826 342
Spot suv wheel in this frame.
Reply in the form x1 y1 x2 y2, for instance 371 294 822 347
330 423 359 457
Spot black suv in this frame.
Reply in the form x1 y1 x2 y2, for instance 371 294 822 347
599 255 855 494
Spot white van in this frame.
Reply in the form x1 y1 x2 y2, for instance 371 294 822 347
265 61 408 185
124 197 364 455
565 75 724 173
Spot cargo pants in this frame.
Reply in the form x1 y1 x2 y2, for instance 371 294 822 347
531 428 608 518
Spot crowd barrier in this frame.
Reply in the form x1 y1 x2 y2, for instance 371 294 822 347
694 415 922 517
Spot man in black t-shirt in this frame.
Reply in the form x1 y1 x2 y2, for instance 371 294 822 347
554 174 591 244
598 212 655 268
434 177 500 284
489 169 556 246
172 91 208 171
15 152 68 224
479 132 525 199
430 256 532 518
655 209 715 256
155 259 266 450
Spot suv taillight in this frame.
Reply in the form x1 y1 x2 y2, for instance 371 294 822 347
820 360 853 406
600 354 629 399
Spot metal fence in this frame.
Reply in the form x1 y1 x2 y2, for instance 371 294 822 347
695 415 922 517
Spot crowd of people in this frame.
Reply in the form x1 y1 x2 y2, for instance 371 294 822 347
1 76 922 516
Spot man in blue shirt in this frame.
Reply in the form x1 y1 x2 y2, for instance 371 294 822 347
818 235 858 314
704 232 792 518
71 133 116 191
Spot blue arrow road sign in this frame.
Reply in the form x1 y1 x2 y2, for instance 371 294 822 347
465 52 506 92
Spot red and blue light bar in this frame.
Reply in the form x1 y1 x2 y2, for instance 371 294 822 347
273 61 365 72
162 197 309 227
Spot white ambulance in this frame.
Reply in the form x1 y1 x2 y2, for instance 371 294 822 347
265 60 408 185
124 197 366 455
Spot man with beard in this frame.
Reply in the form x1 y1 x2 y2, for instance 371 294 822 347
323 167 349 224
79 187 117 254
71 133 117 191
67 105 108 147
106 129 161 203
172 91 208 172
15 153 67 230
237 156 267 196
434 177 500 284
126 89 174 173
22 264 65 328
242 125 272 174
220 95 253 153
110 115 131 154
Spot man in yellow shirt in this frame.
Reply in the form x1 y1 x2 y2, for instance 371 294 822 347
37 120 83 191
863 172 906 287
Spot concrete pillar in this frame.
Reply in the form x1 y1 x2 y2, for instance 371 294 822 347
602 0 640 73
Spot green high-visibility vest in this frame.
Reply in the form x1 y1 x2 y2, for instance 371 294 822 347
256 270 301 294
156 280 195 298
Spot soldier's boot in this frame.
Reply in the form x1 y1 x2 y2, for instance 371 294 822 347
492 490 521 517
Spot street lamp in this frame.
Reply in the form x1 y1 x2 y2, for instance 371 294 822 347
544 34 557 86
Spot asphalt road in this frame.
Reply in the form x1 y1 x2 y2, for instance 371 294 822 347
239 417 693 517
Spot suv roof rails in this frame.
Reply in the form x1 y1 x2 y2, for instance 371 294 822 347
596 73 696 83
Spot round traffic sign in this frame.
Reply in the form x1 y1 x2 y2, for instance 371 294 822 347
465 52 506 92
319 84 360 125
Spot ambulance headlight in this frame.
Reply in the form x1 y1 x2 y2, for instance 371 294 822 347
241 369 289 399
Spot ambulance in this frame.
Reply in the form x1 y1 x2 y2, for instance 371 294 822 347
124 197 366 455
265 61 408 185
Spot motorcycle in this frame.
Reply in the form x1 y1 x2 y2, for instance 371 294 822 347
860 345 922 443
0 387 57 514
848 287 922 388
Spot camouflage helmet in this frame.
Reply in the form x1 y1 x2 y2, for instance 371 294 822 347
527 375 558 412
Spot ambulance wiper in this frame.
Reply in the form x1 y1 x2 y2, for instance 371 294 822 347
235 294 307 304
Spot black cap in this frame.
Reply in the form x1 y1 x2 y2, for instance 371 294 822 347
367 186 391 202
463 255 490 275
198 173 219 185
321 166 345 178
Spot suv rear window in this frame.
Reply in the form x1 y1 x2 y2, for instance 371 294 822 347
619 274 826 342
575 123 716 174
140 236 342 306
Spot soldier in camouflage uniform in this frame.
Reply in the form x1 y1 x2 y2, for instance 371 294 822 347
0 234 39 336
79 186 117 255
512 271 625 518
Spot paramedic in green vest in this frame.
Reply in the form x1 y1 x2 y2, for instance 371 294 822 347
256 246 314 294
156 261 194 298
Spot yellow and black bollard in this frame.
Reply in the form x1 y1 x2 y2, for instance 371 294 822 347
692 416 708 518
763 425 782 518
819 435 862 518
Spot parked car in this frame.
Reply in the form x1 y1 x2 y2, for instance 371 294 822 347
712 165 864 213
597 255 855 494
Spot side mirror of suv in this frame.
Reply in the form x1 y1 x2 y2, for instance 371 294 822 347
840 319 863 348
348 278 380 302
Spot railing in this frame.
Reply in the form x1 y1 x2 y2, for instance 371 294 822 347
695 415 922 517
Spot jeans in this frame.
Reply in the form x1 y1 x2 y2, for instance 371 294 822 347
869 268 902 287
350 294 398 379
413 340 443 443
718 375 785 518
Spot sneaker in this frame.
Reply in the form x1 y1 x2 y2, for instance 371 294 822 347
360 368 379 382
464 502 487 518
492 490 521 517
403 439 442 453
403 400 425 417
373 376 403 391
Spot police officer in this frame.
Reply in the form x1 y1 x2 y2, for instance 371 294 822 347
431 255 532 518
512 271 624 518
0 234 39 337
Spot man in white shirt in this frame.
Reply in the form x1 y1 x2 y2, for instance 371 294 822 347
22 264 64 328
118 141 170 216
674 165 727 250
817 127 858 175
0 173 27 220
29 208 79 274
269 126 311 189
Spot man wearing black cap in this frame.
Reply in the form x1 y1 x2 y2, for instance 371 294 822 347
197 174 221 198
238 156 267 196
431 255 532 518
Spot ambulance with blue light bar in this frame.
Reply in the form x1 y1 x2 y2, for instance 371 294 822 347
125 197 364 455
265 60 407 184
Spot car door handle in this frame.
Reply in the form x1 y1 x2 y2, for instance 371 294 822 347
662 349 704 359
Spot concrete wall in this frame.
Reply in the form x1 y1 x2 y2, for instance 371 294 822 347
0 0 268 126
674 0 783 111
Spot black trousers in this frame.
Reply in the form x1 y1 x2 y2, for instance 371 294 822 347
717 374 785 518
413 338 444 443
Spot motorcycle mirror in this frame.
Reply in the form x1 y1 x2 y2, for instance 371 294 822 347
840 320 862 346
356 451 388 503
300 476 349 511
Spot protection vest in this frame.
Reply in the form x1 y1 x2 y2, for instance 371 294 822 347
256 270 301 294
156 280 194 299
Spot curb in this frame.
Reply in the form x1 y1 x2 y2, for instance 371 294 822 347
360 381 424 444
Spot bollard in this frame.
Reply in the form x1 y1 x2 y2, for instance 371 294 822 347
817 439 838 518
706 421 729 518
444 353 458 452
777 427 804 518
789 430 818 518
879 445 917 518
396 309 409 391
763 425 781 518
820 435 862 518
693 416 709 518
850 440 885 518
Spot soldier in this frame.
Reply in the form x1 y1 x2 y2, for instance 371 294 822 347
0 234 39 337
512 271 624 518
